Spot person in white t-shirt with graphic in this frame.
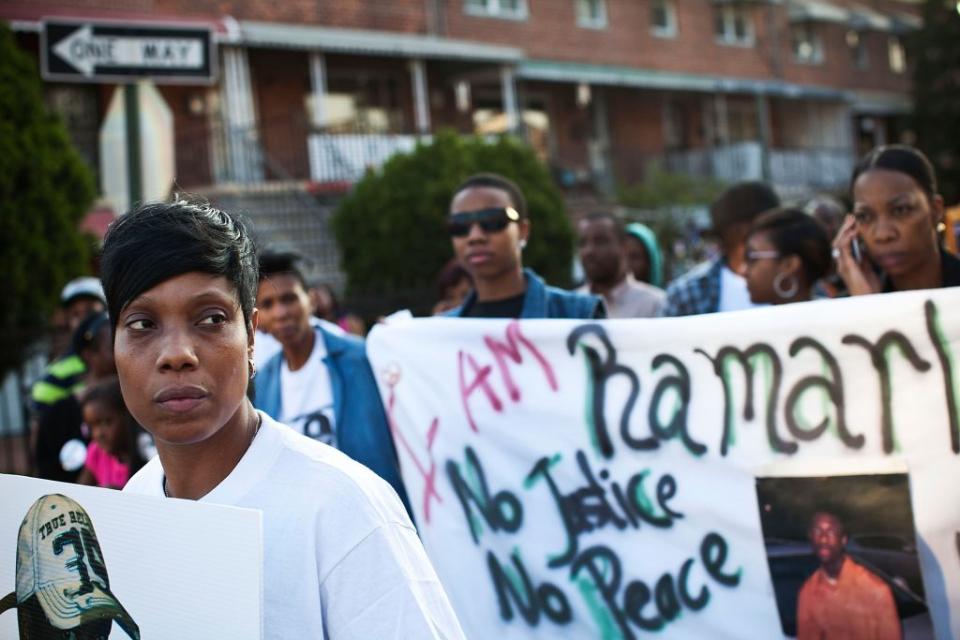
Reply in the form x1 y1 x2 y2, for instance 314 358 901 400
101 201 464 639
252 252 410 511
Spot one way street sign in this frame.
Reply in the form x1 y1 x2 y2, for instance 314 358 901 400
41 20 215 84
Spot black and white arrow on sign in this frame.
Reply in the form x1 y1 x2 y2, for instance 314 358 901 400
42 20 215 84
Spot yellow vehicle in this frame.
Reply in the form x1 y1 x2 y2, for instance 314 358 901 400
946 206 960 255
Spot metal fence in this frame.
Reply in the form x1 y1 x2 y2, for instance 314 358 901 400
612 141 854 191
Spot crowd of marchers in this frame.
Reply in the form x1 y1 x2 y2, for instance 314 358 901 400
16 143 956 639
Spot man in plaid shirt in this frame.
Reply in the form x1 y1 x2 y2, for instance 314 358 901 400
662 181 780 316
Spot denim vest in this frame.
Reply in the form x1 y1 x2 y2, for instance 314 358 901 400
446 268 603 319
253 326 412 515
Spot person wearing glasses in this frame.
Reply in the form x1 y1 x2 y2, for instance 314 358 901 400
443 173 604 319
662 181 780 316
741 208 832 305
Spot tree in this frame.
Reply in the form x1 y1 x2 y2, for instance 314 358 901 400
331 131 574 314
0 23 96 376
912 0 960 205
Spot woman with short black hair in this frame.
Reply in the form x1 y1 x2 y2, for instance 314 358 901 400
834 144 960 294
103 200 464 638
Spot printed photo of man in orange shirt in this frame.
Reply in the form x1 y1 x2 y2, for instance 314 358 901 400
796 511 901 640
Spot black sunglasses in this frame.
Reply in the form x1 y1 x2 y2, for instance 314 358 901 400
447 207 520 238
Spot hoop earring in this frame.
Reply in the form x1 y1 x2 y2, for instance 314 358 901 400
519 239 528 250
248 359 257 380
773 272 799 299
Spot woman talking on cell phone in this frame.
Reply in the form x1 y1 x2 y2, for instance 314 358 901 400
834 144 960 295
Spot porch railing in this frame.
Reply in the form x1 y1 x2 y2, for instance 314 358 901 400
307 133 428 184
659 142 853 190
769 148 854 189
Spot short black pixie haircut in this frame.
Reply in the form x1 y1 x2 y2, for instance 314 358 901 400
100 201 258 334
258 251 309 290
452 173 528 219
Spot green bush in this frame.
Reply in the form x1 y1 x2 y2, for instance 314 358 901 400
332 131 574 313
0 23 96 375
617 167 726 210
912 0 960 206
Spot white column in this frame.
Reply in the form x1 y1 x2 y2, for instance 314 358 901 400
500 65 519 133
702 94 715 149
309 52 328 130
409 59 431 135
591 86 614 195
221 46 262 182
755 92 772 181
715 93 730 146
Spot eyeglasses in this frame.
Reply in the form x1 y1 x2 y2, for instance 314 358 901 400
447 207 520 238
744 249 781 265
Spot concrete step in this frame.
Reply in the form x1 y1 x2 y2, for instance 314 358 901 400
190 182 347 291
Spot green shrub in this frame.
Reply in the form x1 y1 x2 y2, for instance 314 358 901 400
0 23 96 375
332 131 573 313
912 0 960 206
617 167 726 210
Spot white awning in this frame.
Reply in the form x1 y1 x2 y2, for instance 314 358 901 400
788 0 850 25
848 5 920 32
519 59 850 101
847 5 893 31
238 21 524 62
851 90 912 115
789 2 922 33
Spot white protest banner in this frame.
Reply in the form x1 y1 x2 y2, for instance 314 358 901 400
368 287 960 639
0 474 261 639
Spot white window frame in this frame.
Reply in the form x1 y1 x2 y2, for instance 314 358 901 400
464 0 528 20
714 5 754 47
575 0 608 29
650 0 678 38
888 36 906 74
791 22 824 64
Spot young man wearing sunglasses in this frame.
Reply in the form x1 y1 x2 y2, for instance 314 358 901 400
444 173 604 319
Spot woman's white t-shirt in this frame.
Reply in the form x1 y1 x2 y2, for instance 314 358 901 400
124 413 465 639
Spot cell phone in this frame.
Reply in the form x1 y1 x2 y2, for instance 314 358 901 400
851 237 863 263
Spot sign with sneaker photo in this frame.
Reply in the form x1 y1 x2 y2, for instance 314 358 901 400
0 475 261 639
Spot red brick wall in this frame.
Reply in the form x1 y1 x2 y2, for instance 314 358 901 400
249 49 311 179
441 0 916 93
606 88 666 185
159 84 216 187
4 0 920 97
3 0 430 32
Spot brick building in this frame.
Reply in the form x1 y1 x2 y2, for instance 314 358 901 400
2 0 923 282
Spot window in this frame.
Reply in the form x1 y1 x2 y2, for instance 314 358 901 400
791 23 823 64
321 73 406 134
650 0 677 38
576 0 607 29
846 30 868 69
714 5 753 46
464 0 527 20
888 36 906 73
